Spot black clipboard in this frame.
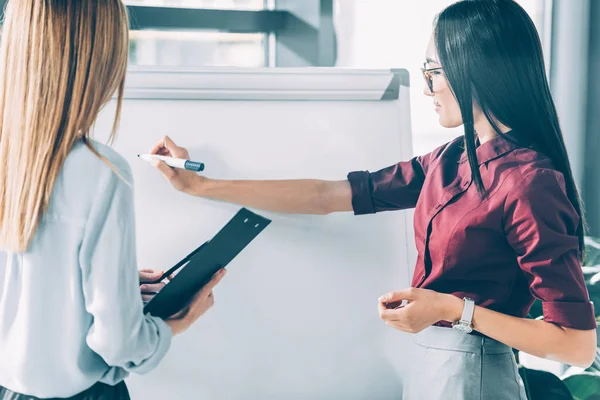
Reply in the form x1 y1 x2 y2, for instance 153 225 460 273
143 208 271 319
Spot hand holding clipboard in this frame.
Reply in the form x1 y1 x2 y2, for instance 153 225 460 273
143 208 271 321
164 268 227 335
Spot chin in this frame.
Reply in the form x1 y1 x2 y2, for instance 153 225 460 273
438 115 463 129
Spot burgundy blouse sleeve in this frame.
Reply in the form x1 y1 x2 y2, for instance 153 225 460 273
347 142 448 215
504 169 596 330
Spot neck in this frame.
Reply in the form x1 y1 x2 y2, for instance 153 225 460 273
474 117 511 144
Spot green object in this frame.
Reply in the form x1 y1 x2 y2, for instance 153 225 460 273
563 372 600 400
585 237 600 267
519 366 574 399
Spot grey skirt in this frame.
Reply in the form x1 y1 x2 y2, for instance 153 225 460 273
403 326 528 400
0 382 129 400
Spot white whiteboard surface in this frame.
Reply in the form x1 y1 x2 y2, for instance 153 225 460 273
95 67 417 400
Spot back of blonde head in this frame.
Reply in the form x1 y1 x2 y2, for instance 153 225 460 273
0 0 129 252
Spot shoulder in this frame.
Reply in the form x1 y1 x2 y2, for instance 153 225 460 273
429 135 464 159
52 140 133 217
500 148 577 225
41 139 133 224
418 135 464 171
501 148 567 197
82 139 132 182
65 139 132 185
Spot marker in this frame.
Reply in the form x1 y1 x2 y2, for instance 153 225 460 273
138 154 205 172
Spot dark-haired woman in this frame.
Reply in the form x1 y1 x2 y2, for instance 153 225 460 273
147 1 596 398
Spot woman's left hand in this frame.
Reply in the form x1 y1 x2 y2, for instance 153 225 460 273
139 269 173 303
377 288 462 333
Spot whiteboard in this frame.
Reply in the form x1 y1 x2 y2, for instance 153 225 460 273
95 67 417 400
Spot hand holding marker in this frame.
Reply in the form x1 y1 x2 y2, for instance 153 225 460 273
138 154 205 172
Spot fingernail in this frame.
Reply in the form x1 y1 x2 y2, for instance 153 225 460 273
378 295 388 302
141 285 148 291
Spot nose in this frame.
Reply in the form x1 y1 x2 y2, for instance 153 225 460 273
423 87 434 97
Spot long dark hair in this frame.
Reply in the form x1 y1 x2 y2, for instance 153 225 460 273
435 0 586 258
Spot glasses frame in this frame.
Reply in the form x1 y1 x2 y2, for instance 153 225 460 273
420 63 444 94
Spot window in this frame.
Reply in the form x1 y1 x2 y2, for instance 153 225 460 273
129 31 266 68
125 0 268 68
125 0 264 10
333 0 552 156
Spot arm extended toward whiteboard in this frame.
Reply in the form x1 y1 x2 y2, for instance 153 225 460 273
149 136 353 215
200 178 353 215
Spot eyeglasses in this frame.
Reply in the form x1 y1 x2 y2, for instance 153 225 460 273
421 63 444 94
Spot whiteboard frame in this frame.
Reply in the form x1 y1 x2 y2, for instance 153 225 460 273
123 66 410 101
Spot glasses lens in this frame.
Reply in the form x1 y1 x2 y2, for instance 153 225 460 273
422 70 433 93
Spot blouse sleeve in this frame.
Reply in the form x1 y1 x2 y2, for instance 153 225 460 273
504 169 596 330
347 141 450 215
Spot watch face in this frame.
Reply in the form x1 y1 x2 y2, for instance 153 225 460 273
452 322 473 334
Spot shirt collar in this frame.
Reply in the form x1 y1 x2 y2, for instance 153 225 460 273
459 131 522 165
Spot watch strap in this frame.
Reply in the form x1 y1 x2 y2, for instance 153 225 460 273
461 297 475 325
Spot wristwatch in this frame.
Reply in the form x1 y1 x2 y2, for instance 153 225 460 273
452 297 475 334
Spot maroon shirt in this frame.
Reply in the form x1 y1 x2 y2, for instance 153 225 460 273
348 133 596 330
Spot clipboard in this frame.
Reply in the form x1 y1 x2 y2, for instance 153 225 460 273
143 208 271 319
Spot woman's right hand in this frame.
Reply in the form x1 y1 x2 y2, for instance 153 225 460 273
149 136 207 196
165 268 227 336
148 136 353 214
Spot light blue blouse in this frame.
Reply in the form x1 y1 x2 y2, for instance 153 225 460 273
0 140 172 398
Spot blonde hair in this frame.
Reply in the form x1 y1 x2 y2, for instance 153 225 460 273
0 0 130 252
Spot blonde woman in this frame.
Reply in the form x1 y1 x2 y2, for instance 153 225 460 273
0 1 225 399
